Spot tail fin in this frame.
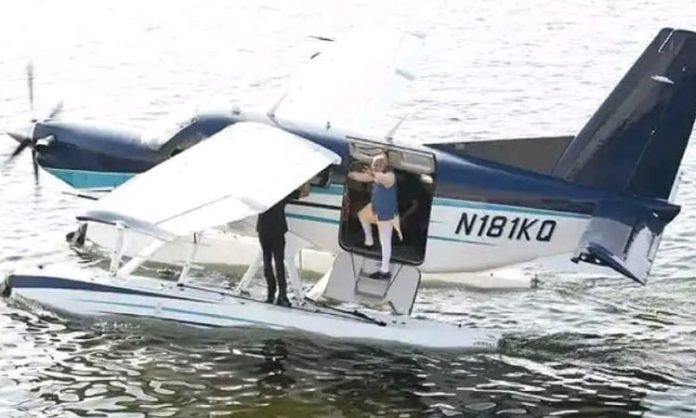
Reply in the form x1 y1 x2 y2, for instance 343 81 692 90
552 28 696 199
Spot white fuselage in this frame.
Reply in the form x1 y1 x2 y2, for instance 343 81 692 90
290 185 590 273
86 184 590 276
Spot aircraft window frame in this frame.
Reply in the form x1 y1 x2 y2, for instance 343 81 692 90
348 139 436 175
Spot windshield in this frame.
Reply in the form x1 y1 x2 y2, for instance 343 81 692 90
140 108 199 151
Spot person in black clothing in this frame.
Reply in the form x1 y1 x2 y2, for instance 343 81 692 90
256 182 310 307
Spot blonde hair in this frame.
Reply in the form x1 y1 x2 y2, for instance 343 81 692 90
371 153 388 171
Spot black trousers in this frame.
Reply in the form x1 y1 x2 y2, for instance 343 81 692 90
259 234 287 298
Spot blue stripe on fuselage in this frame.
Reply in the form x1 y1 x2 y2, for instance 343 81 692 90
287 213 340 224
44 168 135 189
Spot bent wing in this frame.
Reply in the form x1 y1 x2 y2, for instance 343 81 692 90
272 27 425 132
82 122 341 237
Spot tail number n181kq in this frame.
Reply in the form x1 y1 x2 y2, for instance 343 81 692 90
455 213 556 242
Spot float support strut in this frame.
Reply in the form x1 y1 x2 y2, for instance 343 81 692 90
109 222 126 276
234 252 263 295
178 232 201 286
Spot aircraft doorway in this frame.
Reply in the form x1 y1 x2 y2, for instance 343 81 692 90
339 140 436 266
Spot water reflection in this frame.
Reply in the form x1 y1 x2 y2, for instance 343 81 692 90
4 309 690 417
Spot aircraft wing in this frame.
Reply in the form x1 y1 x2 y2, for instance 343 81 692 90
80 122 341 238
271 27 425 132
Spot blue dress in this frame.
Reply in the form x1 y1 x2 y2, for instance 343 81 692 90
371 177 398 221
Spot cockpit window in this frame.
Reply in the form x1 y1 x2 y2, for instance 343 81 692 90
140 108 199 151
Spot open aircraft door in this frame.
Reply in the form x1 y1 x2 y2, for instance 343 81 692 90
339 137 437 265
316 138 437 315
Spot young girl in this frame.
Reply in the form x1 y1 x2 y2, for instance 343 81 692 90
348 153 403 279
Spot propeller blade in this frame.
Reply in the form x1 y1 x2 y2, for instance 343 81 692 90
7 130 31 144
8 139 30 160
47 100 63 120
26 62 34 117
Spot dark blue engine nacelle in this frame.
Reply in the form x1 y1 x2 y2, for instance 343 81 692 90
31 110 240 188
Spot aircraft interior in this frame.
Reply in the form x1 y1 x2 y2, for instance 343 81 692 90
339 144 435 266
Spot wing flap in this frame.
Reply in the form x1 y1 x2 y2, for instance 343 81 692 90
84 122 341 236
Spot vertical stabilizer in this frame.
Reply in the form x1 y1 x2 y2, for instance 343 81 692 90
553 28 696 199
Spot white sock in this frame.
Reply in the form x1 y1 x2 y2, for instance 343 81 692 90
360 219 374 246
377 221 393 273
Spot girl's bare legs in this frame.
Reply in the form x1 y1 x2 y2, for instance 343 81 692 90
358 205 375 246
377 220 393 273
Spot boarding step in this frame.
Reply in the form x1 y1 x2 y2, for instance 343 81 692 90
355 258 391 299
322 253 421 315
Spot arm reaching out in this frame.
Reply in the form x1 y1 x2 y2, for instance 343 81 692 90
348 168 375 183
373 171 395 187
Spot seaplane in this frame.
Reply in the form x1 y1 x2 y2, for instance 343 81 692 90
2 27 696 350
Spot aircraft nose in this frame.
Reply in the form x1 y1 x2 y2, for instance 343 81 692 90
6 123 35 143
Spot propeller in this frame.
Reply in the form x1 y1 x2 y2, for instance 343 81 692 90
6 128 41 185
4 62 62 185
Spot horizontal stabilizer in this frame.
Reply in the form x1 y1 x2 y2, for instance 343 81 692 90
571 199 680 284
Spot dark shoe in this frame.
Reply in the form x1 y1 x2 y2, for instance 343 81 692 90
275 295 291 308
358 242 375 250
265 293 276 304
369 271 391 280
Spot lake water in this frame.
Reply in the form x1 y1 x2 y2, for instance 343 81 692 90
2 0 696 416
